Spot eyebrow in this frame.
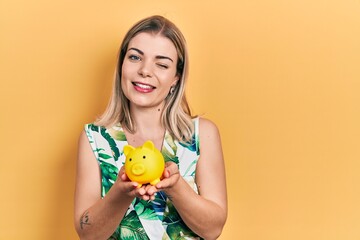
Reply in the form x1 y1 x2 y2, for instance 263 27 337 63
128 47 174 62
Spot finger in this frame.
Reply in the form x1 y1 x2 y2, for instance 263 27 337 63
156 176 172 189
141 194 150 201
164 162 179 176
149 194 156 201
144 184 152 193
162 169 170 179
118 166 129 181
146 185 158 196
118 166 125 175
119 181 139 197
136 186 148 196
135 186 151 199
161 161 177 179
121 172 130 181
157 172 180 189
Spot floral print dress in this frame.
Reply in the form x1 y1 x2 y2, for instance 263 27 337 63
85 118 202 240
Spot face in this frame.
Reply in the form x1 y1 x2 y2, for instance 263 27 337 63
121 32 179 110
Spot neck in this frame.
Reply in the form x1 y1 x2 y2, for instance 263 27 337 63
126 103 166 148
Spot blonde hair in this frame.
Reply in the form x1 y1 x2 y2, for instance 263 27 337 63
95 15 195 142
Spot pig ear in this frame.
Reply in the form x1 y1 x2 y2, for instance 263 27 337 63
123 145 135 156
143 140 155 151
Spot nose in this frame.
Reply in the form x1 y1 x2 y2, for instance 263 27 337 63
131 163 145 176
138 61 153 78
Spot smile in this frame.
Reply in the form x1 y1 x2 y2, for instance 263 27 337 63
132 82 156 93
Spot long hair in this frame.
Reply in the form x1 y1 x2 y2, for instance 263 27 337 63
95 15 195 143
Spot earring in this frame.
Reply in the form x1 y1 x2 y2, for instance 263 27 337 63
170 86 175 95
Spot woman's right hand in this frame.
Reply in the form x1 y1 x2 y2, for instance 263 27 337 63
116 166 157 201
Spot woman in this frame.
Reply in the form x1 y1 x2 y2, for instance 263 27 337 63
74 15 227 240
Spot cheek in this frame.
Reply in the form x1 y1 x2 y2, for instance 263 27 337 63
158 71 178 85
121 63 130 80
121 61 138 78
121 64 135 89
120 72 131 99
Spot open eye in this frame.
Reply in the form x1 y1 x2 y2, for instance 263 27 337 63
129 158 132 161
129 54 141 61
143 156 146 159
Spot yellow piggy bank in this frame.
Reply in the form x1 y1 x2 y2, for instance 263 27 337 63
124 140 165 188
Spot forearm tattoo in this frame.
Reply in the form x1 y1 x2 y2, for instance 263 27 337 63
80 210 91 229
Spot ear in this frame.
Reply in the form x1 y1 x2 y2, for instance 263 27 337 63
143 140 155 151
172 75 180 87
123 145 135 156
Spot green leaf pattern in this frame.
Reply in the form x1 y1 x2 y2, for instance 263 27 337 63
84 118 202 240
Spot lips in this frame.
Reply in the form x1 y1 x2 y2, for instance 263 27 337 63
132 82 156 93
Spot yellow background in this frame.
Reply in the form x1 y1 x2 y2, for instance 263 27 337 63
1 0 359 239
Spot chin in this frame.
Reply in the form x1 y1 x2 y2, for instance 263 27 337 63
132 100 165 110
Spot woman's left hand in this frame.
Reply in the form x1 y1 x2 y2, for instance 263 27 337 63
157 161 181 189
146 161 180 195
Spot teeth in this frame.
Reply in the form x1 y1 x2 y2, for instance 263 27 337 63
134 82 153 89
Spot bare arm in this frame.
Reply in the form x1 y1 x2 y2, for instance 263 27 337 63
74 130 154 240
155 118 228 239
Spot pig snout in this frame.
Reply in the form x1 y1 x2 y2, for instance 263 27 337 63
131 163 146 176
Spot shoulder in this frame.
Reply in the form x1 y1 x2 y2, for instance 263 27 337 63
78 124 93 148
78 123 103 163
79 123 103 149
197 117 222 148
77 128 94 160
198 117 220 137
84 122 104 133
83 123 112 140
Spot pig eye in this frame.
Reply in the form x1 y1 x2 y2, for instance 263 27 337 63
143 156 146 159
